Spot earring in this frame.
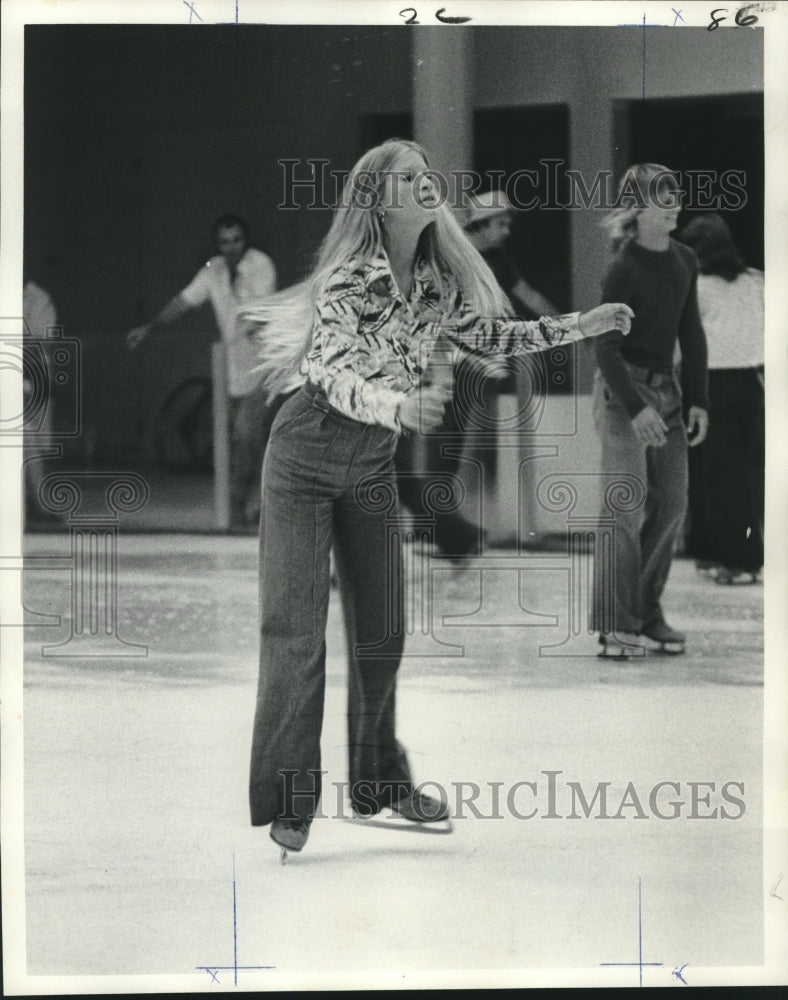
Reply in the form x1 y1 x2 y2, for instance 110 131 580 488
377 210 386 224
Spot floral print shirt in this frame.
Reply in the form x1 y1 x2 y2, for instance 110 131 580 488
301 247 583 431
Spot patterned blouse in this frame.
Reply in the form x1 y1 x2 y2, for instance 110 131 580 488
301 247 583 430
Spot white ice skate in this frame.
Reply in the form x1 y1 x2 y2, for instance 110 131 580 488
597 632 646 659
270 818 310 864
346 789 454 835
640 621 686 655
715 568 759 586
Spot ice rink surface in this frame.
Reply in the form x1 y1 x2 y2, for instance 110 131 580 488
13 532 777 990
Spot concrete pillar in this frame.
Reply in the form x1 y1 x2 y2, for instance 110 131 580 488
568 85 615 391
412 28 474 185
211 342 231 530
411 28 478 524
524 57 615 541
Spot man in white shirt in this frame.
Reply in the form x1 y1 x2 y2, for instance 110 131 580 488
127 214 277 527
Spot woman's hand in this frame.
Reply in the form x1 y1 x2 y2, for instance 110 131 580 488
399 383 451 433
578 303 634 338
126 324 151 350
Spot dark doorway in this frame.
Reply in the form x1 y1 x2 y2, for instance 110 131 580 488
360 112 413 151
618 93 763 268
473 106 571 317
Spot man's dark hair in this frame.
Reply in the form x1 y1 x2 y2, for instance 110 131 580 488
212 213 251 243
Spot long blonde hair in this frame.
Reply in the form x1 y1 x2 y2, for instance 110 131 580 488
601 163 681 254
242 138 512 399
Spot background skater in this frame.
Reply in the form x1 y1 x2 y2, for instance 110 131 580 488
591 164 709 659
126 213 278 528
677 213 764 586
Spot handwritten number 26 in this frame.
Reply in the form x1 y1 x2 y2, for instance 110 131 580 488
400 8 472 24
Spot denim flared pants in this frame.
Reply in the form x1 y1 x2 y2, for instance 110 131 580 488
249 383 411 827
591 365 689 636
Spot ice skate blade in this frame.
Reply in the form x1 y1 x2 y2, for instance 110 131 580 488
642 637 685 655
345 814 454 835
280 847 288 865
647 642 687 656
597 641 646 660
597 647 638 660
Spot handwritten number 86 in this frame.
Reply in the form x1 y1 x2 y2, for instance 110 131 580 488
708 6 760 30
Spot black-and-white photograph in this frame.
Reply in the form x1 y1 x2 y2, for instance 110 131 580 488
1 0 786 992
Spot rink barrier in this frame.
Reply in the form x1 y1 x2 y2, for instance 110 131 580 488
211 342 231 530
